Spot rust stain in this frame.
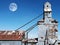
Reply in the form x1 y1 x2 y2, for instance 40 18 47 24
0 31 25 40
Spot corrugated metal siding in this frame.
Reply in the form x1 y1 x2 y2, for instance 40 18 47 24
0 41 22 45
38 25 46 45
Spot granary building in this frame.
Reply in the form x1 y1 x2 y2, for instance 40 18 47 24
0 30 25 45
0 30 38 45
37 1 58 45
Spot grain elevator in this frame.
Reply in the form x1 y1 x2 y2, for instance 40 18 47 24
37 2 58 45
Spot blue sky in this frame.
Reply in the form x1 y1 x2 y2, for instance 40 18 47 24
0 0 60 39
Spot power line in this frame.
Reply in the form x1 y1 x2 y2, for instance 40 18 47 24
15 13 43 31
25 23 37 32
25 23 37 40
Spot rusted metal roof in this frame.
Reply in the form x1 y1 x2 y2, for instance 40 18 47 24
0 30 25 40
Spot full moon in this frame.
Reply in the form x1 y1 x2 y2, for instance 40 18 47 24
9 3 17 12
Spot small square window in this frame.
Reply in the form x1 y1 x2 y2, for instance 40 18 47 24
47 5 48 7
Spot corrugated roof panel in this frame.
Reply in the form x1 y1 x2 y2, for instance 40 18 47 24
0 31 25 40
